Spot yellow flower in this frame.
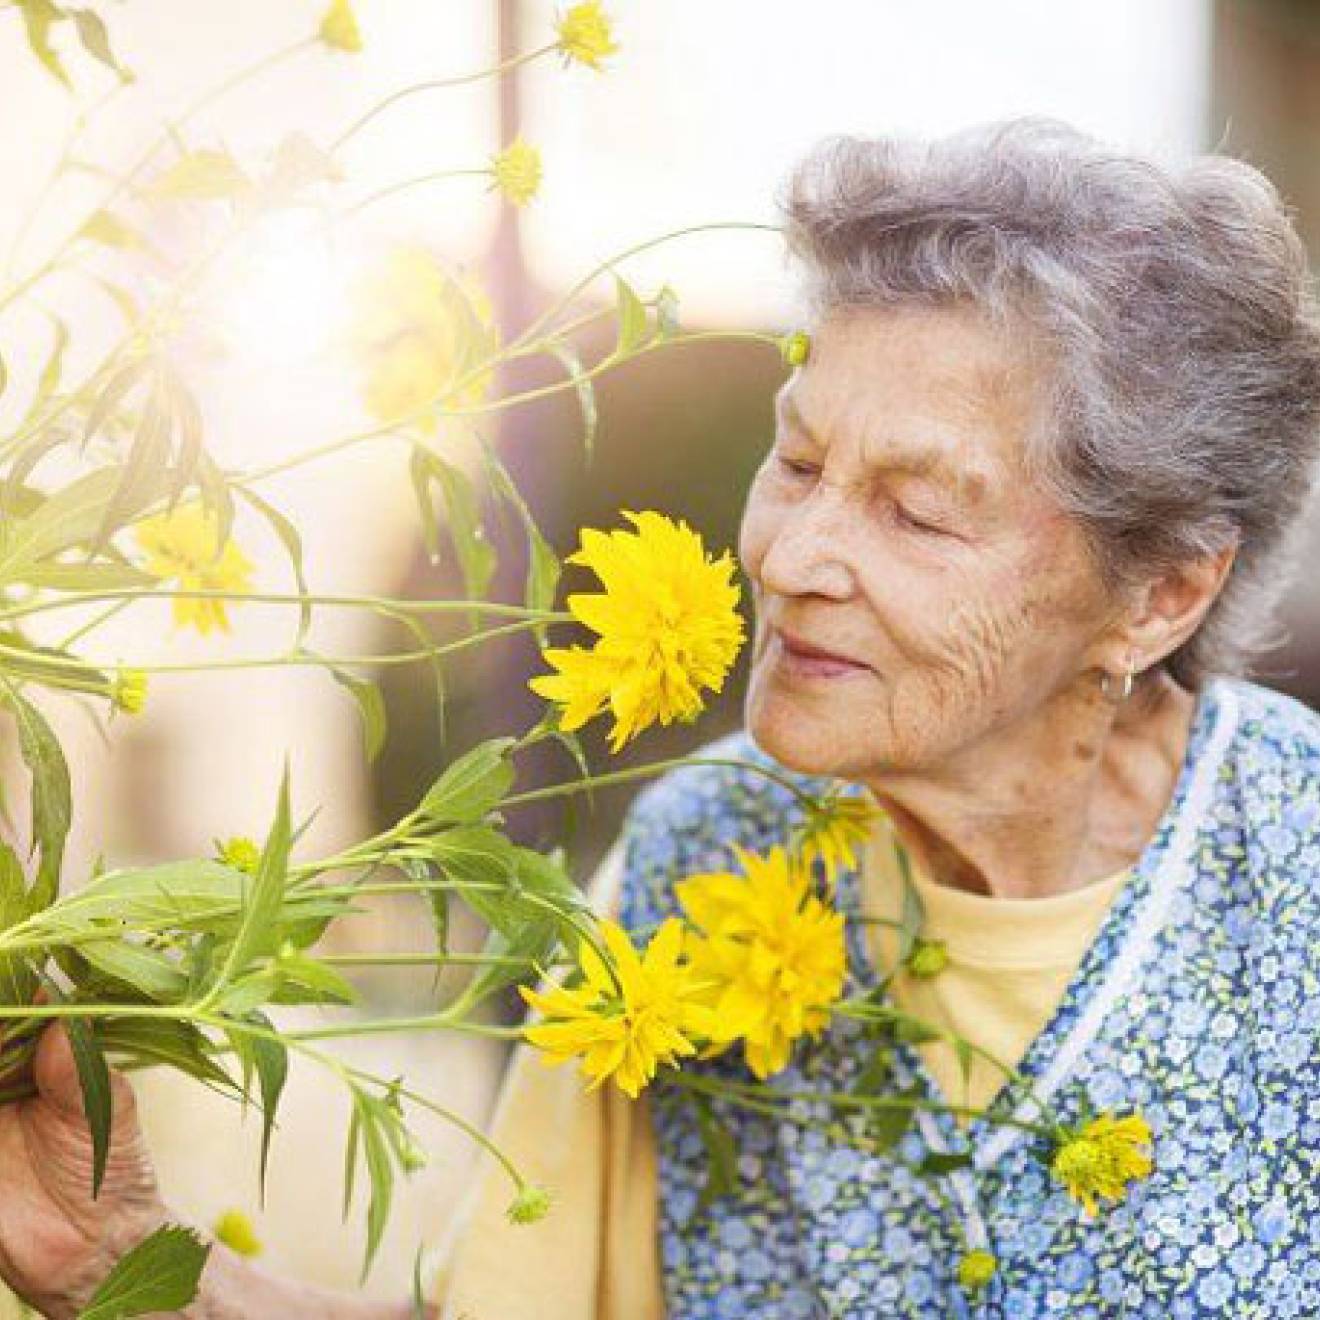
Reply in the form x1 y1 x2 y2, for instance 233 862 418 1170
348 246 498 428
213 1208 262 1256
957 1249 997 1290
678 846 847 1080
491 137 542 207
555 1 619 70
528 511 745 753
318 0 362 52
520 918 717 1098
793 792 880 888
134 505 254 636
1051 1111 1154 1217
506 1183 553 1225
110 668 148 715
215 835 261 875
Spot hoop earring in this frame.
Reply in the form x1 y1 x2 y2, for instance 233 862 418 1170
1100 655 1136 703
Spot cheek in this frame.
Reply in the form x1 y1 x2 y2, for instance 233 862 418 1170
736 476 771 571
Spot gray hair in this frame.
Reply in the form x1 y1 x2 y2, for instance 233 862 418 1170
780 117 1320 690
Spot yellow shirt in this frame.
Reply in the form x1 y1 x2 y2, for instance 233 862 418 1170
439 816 1130 1318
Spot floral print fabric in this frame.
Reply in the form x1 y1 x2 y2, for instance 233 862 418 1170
618 678 1320 1317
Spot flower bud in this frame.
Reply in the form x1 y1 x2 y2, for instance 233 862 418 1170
905 938 948 979
957 1248 997 1290
506 1183 553 1225
781 330 811 367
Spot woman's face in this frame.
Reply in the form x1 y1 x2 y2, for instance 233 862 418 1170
739 302 1121 780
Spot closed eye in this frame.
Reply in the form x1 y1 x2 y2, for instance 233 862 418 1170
774 452 954 536
775 455 818 479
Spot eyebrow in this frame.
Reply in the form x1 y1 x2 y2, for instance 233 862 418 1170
775 388 990 503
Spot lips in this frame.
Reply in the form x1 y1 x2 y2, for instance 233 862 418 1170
775 629 869 671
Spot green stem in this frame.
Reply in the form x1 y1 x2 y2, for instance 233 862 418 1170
509 221 782 352
320 952 561 969
330 46 557 152
0 586 559 628
285 1013 522 1043
0 38 315 320
344 168 491 217
499 754 822 816
19 614 570 680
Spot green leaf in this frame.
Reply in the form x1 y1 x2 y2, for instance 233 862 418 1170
895 842 925 964
850 1044 894 1097
894 1017 942 1046
476 437 560 638
342 1099 361 1222
64 1014 112 1197
410 1244 428 1320
265 131 343 202
0 465 169 584
0 677 72 909
92 374 174 551
918 1149 974 1176
353 1091 396 1282
89 275 140 326
421 826 518 912
954 1038 974 1089
96 1017 236 1094
693 1095 738 1211
547 342 597 464
247 1010 287 1200
213 764 293 990
0 843 37 1007
80 357 150 455
414 450 497 605
328 665 387 763
269 949 357 1005
463 845 582 1003
162 366 204 504
78 939 188 1001
196 451 236 550
20 561 154 591
69 8 131 82
419 738 515 825
868 1087 920 1152
613 274 648 355
16 315 70 438
234 486 310 647
76 1223 210 1319
147 149 251 202
29 867 350 956
17 0 71 88
78 210 145 251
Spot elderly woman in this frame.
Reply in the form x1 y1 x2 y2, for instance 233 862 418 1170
1 117 1319 1318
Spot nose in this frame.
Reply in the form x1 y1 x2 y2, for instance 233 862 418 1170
756 487 856 601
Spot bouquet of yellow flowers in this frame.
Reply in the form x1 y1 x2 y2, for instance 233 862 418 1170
0 4 1153 1311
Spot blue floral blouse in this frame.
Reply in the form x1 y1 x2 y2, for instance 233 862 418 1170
617 677 1320 1318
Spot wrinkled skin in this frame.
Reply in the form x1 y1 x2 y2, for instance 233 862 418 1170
0 1024 166 1319
740 302 1234 899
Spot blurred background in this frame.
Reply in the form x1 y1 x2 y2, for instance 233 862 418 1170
0 0 1318 1302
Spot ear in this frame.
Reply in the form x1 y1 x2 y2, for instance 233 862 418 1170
1119 542 1238 672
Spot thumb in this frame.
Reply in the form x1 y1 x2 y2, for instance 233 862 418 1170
32 1023 137 1134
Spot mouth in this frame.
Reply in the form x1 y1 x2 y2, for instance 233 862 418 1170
772 628 871 679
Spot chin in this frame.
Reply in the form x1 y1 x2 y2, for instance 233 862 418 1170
745 688 857 778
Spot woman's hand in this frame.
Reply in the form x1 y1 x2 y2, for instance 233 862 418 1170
0 1022 169 1319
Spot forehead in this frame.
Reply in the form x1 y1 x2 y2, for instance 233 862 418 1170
778 303 1044 490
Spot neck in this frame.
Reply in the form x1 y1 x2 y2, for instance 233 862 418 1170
861 671 1199 900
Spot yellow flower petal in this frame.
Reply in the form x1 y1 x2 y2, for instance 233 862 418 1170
528 511 744 752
